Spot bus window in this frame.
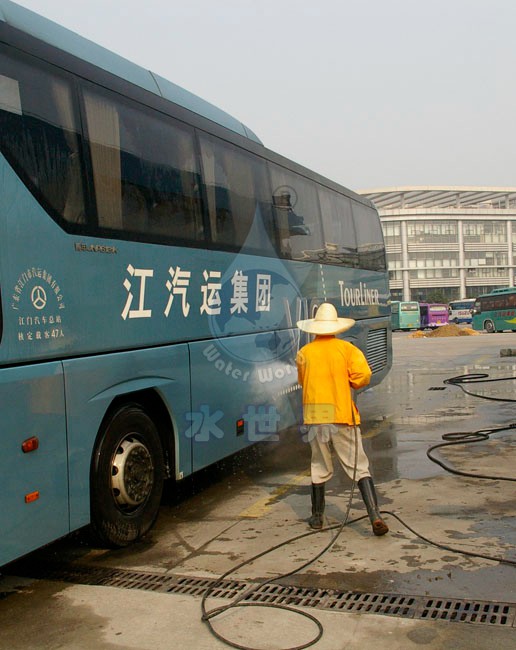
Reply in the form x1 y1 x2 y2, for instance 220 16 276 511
317 188 358 267
82 87 204 241
199 135 275 253
269 164 323 261
352 202 387 271
0 50 86 224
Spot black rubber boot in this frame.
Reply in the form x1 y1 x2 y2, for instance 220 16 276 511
308 483 325 530
358 477 389 536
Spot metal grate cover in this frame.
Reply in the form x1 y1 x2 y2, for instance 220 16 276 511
366 328 388 374
326 591 418 618
6 563 516 628
418 598 515 626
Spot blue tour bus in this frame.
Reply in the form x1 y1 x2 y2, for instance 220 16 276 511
472 288 516 333
0 0 392 566
390 301 420 330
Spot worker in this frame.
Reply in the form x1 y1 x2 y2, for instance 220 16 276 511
296 302 389 536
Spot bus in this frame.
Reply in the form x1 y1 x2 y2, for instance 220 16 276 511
472 288 516 333
419 303 449 329
390 301 420 330
0 0 391 567
448 299 475 324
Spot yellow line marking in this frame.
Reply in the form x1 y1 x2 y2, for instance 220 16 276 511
239 470 310 518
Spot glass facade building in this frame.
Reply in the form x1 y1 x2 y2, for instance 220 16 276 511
359 187 516 302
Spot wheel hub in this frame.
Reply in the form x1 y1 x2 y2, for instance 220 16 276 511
111 437 154 508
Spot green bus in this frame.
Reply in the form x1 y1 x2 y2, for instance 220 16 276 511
390 301 420 330
472 288 516 333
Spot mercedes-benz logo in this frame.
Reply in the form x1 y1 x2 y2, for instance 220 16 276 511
31 285 47 310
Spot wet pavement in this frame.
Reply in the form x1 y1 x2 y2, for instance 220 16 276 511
1 330 515 649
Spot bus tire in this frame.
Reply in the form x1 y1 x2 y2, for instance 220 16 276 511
484 319 496 334
90 403 165 547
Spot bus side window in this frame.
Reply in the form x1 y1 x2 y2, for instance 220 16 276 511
83 90 124 229
83 87 203 241
318 188 358 267
199 135 274 253
352 202 386 271
0 52 86 224
269 164 323 261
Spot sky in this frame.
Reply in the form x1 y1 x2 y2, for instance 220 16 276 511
11 0 516 193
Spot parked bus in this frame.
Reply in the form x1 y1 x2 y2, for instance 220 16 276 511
0 1 391 566
390 301 420 330
419 303 449 329
472 288 516 333
448 299 475 324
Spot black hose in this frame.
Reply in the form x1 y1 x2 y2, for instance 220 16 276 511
201 502 516 650
427 424 516 481
380 510 516 567
201 418 360 650
443 372 516 402
433 372 516 479
202 374 516 649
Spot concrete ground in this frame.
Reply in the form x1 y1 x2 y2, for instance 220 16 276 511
0 330 515 649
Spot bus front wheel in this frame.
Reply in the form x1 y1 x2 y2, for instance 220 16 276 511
90 403 165 547
484 319 496 334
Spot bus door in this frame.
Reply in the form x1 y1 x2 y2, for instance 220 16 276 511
419 304 429 328
0 362 68 567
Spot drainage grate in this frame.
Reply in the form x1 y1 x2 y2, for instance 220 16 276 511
7 563 516 627
244 584 330 609
326 591 418 618
417 598 515 626
166 576 245 599
428 386 446 391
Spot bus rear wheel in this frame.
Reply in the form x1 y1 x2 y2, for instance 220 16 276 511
484 319 496 334
90 403 164 547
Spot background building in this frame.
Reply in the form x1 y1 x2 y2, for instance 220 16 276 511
359 187 516 302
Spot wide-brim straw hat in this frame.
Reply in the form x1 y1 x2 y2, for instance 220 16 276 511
297 302 355 335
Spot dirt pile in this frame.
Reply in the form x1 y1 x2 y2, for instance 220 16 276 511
409 324 479 338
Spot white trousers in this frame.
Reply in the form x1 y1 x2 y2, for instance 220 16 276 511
308 424 371 484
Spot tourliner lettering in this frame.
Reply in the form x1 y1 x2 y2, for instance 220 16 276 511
338 281 380 307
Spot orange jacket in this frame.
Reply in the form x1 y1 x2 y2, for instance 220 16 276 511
296 336 372 425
